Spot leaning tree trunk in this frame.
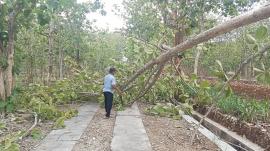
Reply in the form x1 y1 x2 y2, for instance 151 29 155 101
122 4 270 91
5 11 16 98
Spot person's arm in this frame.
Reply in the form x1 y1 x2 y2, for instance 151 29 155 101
112 77 122 95
112 85 122 95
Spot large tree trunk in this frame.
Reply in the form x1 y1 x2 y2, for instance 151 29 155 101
174 31 184 46
5 12 15 97
123 4 270 90
173 30 184 65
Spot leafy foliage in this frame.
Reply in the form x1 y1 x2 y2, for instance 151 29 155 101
30 129 43 140
145 103 192 120
16 68 99 120
0 0 269 150
217 94 270 122
0 131 23 151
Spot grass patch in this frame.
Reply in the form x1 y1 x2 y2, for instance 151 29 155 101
217 94 270 122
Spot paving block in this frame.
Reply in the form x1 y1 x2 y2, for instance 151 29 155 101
33 103 98 151
111 102 152 151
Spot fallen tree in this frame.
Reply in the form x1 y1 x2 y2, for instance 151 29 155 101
121 3 270 96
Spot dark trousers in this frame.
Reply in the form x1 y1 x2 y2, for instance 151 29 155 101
103 92 113 117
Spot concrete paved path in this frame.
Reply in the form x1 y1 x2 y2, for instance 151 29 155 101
33 102 99 151
111 102 152 151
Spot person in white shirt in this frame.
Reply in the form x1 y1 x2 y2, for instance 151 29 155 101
103 67 122 118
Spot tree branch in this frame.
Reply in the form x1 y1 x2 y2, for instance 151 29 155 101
130 36 162 50
136 64 165 99
19 112 38 140
123 4 270 91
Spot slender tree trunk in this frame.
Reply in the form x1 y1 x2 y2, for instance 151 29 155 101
5 12 15 97
0 1 4 100
249 60 253 80
194 1 205 75
27 36 33 83
29 56 34 83
0 70 5 101
59 49 64 80
76 44 80 64
243 49 248 79
47 21 54 84
0 45 5 100
194 49 201 75
0 40 5 101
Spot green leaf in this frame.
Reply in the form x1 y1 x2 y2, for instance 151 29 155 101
215 60 228 81
190 74 198 81
200 80 210 89
6 103 14 113
245 34 256 44
225 86 233 97
54 117 66 129
0 102 7 111
255 25 268 41
31 129 43 140
0 122 6 130
216 60 224 71
253 67 263 73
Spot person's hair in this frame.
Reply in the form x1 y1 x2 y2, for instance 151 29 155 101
109 67 116 74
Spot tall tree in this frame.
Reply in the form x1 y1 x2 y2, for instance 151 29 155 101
121 4 270 96
0 0 37 100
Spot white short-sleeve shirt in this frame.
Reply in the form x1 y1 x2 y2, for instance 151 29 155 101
103 74 116 93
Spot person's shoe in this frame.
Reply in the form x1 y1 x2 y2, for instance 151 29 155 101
103 116 109 119
104 114 110 119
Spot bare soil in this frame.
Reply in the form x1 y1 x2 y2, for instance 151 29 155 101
0 112 53 151
72 108 116 151
19 122 53 151
202 76 270 100
196 107 270 150
230 81 270 100
138 102 221 151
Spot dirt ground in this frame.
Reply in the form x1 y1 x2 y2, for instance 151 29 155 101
138 102 221 151
72 108 116 151
19 122 53 151
0 112 53 151
7 102 224 151
0 103 81 151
